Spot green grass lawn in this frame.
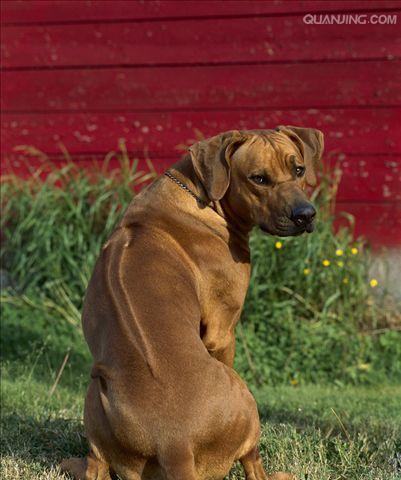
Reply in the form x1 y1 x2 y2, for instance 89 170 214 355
2 357 400 480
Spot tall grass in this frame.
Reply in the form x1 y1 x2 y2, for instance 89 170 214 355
1 144 400 387
1 143 155 326
234 170 401 386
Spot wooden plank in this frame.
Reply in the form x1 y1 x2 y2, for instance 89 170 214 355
2 61 400 112
3 150 399 203
335 202 401 247
2 15 400 69
2 109 400 157
0 154 166 180
2 1 400 24
332 155 401 202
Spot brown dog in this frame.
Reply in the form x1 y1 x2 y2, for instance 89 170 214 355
61 126 324 480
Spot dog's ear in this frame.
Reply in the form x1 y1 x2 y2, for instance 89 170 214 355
189 131 246 201
276 126 324 186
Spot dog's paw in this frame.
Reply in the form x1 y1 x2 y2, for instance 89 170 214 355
60 457 87 479
268 473 297 480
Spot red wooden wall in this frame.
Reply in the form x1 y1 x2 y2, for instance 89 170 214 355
1 0 401 246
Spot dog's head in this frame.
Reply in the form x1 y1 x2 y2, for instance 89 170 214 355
189 126 324 236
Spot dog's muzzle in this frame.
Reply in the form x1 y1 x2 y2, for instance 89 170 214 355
291 203 316 233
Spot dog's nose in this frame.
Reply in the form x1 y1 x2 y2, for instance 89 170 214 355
291 204 316 227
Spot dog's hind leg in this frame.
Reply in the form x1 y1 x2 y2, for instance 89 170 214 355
62 375 115 479
159 446 198 480
60 449 111 480
241 447 296 480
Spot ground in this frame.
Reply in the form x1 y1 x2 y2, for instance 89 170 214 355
1 360 400 480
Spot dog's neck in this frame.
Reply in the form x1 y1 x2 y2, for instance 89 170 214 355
169 156 252 248
168 155 209 205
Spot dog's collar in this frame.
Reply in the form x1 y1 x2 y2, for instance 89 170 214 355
164 171 208 207
164 171 251 245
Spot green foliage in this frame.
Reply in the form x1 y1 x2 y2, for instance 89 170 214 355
235 226 401 386
1 150 400 388
1 146 155 326
1 301 90 378
233 174 401 386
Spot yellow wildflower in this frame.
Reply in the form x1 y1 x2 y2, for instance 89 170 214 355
303 268 310 275
275 241 283 249
337 261 344 267
322 259 330 267
343 277 349 284
290 378 298 386
335 249 344 256
358 363 371 371
351 247 359 255
370 278 378 288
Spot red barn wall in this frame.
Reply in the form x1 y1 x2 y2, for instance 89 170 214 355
1 0 401 247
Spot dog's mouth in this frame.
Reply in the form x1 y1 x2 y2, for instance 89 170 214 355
260 218 315 237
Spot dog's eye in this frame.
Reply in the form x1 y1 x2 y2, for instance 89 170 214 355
295 166 305 177
249 174 269 185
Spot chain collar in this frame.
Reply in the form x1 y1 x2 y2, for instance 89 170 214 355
164 171 250 245
164 171 208 207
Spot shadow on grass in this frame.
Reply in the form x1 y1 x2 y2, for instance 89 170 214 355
1 412 87 472
258 403 399 443
1 306 92 391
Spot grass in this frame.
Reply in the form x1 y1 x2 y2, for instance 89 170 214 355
1 146 401 479
2 354 401 479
